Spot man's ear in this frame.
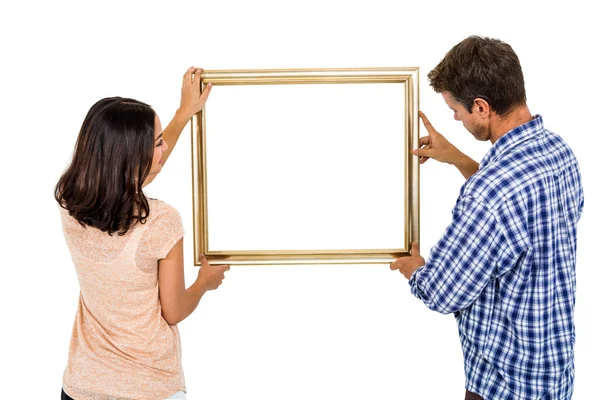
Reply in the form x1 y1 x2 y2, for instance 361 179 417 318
472 97 491 118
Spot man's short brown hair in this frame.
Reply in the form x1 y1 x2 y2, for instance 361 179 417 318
428 36 527 116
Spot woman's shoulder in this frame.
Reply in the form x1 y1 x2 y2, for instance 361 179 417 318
147 198 182 222
57 202 77 226
145 198 185 246
58 199 181 232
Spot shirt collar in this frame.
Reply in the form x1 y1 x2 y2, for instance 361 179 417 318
479 114 545 169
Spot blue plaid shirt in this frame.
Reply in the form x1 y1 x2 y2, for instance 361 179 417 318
409 115 583 399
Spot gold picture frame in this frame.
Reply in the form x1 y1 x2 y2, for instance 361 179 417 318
191 67 419 265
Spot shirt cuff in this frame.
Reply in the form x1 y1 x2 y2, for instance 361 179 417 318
408 265 427 300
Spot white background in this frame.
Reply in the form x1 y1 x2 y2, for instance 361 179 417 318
1 1 598 399
206 83 405 251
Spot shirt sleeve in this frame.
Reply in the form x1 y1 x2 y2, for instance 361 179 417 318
150 204 185 260
408 195 515 314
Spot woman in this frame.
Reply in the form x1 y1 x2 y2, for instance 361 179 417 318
55 67 229 400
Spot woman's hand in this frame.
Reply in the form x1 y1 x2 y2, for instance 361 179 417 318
178 67 212 120
196 254 229 291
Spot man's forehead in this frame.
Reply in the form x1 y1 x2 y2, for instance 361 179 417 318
441 91 463 110
441 91 455 103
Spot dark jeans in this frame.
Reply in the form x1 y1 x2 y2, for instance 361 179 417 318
466 390 485 400
61 389 74 400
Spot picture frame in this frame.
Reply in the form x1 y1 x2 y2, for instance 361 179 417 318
191 67 419 265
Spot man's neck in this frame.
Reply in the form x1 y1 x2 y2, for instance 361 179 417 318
490 105 533 144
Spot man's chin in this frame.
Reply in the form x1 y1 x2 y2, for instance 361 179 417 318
469 129 490 142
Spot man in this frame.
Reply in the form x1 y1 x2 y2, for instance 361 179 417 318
391 36 584 399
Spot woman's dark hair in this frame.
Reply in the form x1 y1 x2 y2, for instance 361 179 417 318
427 36 527 116
55 97 156 235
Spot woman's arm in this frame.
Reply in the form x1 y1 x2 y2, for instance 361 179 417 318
144 67 213 187
158 238 229 325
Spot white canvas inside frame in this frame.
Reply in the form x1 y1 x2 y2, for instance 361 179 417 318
204 82 406 251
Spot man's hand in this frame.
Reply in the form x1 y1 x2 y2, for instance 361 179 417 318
414 111 464 165
390 243 425 279
178 67 212 120
415 111 479 180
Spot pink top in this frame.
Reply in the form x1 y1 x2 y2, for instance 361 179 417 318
59 199 186 400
